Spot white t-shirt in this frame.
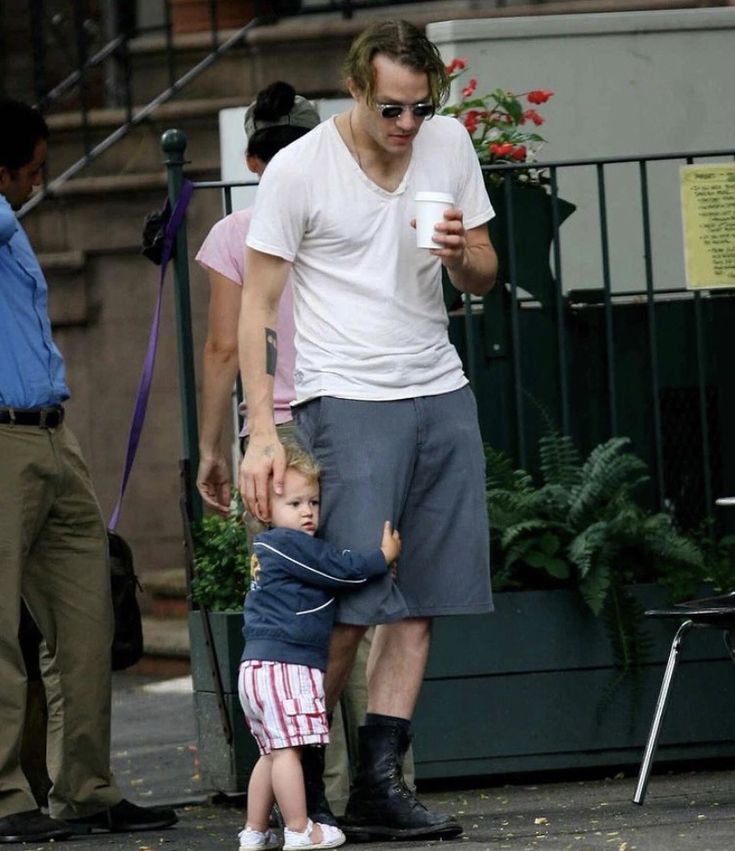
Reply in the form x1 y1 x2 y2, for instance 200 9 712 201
246 115 494 403
196 208 297 434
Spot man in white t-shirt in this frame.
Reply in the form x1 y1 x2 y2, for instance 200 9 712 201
237 20 497 841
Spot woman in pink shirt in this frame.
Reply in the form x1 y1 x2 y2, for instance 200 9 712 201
195 82 319 516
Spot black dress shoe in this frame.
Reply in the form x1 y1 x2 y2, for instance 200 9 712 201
66 799 177 833
0 808 72 843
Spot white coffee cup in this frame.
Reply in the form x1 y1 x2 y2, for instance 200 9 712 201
415 191 455 249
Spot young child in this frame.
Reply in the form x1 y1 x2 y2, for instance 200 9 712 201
237 441 401 851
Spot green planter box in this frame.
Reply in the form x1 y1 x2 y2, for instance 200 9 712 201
412 586 735 780
189 588 735 789
188 610 256 793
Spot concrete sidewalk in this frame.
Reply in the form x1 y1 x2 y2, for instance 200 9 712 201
53 671 733 850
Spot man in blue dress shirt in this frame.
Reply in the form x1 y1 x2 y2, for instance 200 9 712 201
0 98 177 844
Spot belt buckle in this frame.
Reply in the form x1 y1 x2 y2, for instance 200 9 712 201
38 407 60 429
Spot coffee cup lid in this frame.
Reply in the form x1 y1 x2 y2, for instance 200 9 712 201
415 192 455 204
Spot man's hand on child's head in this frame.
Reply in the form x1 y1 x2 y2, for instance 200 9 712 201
238 434 286 522
380 520 402 568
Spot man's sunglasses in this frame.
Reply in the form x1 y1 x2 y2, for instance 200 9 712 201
374 102 436 120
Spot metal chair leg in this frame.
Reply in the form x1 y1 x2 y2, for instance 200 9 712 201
632 619 694 805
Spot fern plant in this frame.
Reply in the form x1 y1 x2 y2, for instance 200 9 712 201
486 433 707 689
487 434 704 607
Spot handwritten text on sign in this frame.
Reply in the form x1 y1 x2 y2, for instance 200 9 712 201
681 164 735 289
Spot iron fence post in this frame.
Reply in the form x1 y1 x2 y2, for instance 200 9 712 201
162 129 202 524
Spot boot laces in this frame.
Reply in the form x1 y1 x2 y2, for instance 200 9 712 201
389 766 427 809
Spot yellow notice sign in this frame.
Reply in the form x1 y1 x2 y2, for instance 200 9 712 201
681 163 735 289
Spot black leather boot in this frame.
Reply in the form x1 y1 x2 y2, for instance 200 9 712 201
342 723 463 841
302 745 339 827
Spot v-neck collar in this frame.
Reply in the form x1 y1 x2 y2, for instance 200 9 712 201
329 115 413 199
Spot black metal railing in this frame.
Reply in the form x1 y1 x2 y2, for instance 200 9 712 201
479 149 735 530
161 131 735 533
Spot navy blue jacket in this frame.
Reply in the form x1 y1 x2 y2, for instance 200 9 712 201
241 527 388 671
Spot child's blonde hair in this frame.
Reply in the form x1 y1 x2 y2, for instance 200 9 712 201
282 439 320 483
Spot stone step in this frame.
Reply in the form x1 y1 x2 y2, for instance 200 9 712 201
143 567 191 620
142 615 190 657
23 163 222 255
43 97 245 182
39 250 89 328
38 249 86 272
123 13 375 105
134 615 192 678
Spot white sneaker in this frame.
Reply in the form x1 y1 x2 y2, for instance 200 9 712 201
238 826 281 851
283 819 345 851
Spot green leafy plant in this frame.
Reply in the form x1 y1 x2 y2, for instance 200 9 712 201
487 433 706 606
656 525 735 603
191 512 251 612
486 432 708 692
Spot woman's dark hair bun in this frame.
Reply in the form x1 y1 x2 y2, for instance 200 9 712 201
253 81 297 122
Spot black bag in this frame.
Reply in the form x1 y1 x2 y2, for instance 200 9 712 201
140 199 171 265
108 530 144 671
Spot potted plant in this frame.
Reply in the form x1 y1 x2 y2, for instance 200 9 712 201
188 510 257 793
441 60 575 315
442 58 553 182
411 430 735 781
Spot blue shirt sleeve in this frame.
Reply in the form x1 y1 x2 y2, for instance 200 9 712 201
0 195 70 408
0 195 18 246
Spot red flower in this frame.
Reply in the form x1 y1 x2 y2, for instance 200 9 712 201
446 57 468 74
440 57 554 179
462 78 478 98
463 110 481 134
523 109 544 126
527 89 553 104
490 142 514 157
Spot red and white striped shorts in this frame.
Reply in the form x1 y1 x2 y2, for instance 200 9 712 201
238 660 329 755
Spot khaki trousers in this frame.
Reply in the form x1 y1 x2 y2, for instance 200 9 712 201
0 422 121 819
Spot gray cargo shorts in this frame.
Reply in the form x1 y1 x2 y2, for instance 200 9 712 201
293 386 492 625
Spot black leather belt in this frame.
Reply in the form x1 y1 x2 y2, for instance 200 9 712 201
0 406 65 428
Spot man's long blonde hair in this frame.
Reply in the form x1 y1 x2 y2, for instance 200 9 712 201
343 20 450 109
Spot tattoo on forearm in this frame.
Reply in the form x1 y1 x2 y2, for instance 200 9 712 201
265 328 278 376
